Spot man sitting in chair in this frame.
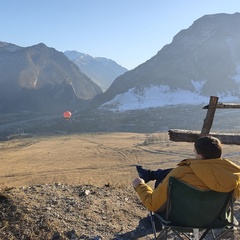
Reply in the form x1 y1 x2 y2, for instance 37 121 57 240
132 136 240 213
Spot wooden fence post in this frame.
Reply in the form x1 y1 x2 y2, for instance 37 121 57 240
200 96 219 136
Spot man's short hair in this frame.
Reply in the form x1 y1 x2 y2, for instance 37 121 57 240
194 136 222 159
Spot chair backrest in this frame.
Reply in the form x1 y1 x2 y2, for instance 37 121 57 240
166 177 233 228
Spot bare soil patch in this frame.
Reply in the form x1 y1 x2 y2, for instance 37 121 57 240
0 132 240 239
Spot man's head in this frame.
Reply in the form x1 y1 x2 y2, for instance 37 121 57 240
194 136 222 159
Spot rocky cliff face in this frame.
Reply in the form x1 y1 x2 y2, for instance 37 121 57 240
0 42 102 113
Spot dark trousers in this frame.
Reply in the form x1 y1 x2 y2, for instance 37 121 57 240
154 168 173 188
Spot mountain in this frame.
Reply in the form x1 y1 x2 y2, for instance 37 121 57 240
89 13 240 112
2 13 240 135
0 42 102 113
64 50 128 92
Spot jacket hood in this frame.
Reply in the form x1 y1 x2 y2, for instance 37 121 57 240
180 158 240 198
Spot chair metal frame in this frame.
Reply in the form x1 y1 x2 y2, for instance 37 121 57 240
150 177 237 240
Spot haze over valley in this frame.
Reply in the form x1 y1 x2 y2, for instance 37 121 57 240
1 13 240 137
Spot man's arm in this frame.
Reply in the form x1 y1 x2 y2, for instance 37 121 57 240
132 176 168 212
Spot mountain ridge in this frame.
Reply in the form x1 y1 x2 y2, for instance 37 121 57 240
0 42 103 113
64 50 128 92
88 12 240 112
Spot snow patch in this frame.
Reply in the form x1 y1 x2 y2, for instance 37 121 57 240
100 85 240 112
191 80 206 92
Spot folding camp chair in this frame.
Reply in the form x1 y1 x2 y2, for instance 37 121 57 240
150 177 238 240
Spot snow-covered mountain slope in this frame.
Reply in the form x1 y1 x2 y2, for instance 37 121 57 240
90 13 240 112
100 85 240 112
64 50 128 92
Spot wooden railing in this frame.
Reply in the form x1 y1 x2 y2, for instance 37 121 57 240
168 96 240 145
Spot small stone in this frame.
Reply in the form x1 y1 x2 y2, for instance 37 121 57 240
94 236 102 240
85 190 91 195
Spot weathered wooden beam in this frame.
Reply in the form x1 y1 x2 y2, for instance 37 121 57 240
168 129 200 142
168 129 240 145
203 103 240 109
201 96 219 136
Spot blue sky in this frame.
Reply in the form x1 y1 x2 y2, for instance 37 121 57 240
1 1 240 70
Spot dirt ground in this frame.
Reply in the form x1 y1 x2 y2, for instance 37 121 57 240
0 132 240 239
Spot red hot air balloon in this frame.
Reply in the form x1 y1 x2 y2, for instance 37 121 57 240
63 111 72 120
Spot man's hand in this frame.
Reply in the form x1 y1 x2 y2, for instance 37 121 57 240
132 177 145 188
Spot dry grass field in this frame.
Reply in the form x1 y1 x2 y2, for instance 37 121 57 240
0 132 240 239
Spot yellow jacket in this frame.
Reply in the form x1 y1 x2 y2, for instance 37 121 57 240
135 158 240 212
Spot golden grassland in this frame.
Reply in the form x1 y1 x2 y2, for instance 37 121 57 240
0 132 240 239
